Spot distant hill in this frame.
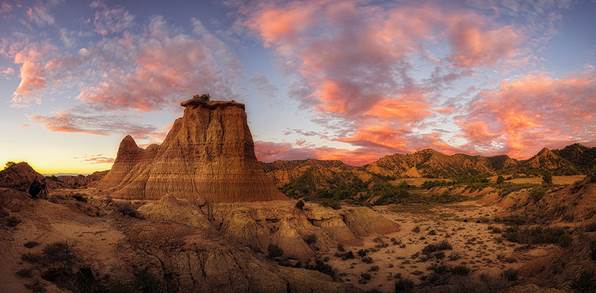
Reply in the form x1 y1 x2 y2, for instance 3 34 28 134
365 144 595 178
262 144 595 197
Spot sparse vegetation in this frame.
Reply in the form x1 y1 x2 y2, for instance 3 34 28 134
395 277 415 292
503 226 572 247
421 240 452 255
24 241 40 248
542 172 553 185
529 186 547 202
303 233 317 245
496 175 505 185
295 200 305 210
267 244 284 258
115 202 142 218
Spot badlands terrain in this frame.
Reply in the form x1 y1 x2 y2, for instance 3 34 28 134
1 95 595 293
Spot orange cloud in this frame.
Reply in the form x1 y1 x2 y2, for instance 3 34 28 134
460 73 596 158
448 20 520 67
247 1 521 120
12 48 45 100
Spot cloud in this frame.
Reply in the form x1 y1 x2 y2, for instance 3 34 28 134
30 111 158 138
89 0 134 36
254 140 382 166
77 154 115 164
459 73 596 158
250 73 278 99
25 0 63 26
448 21 520 67
11 47 46 105
0 2 12 14
0 66 15 76
76 16 238 111
245 1 521 119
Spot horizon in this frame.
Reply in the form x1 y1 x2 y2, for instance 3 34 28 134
1 0 595 174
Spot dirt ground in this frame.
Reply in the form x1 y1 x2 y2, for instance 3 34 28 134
322 200 559 292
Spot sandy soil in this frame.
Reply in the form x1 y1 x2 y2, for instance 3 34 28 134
322 200 558 292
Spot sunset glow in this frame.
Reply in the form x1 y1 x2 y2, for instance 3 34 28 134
0 0 594 173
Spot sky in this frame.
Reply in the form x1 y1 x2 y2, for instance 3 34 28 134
0 0 594 174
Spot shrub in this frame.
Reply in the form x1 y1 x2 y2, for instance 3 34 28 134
24 241 40 248
572 270 595 292
42 242 75 263
267 244 284 258
361 256 373 263
360 272 371 281
395 278 414 292
529 186 547 202
422 240 452 255
303 234 317 245
311 260 335 277
295 200 305 210
496 176 505 185
15 268 33 278
450 265 470 275
116 203 142 218
72 194 87 202
4 216 21 227
4 161 16 170
542 173 553 185
503 226 571 247
502 269 518 282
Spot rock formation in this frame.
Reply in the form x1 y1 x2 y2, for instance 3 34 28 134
99 94 286 202
0 162 47 198
46 170 108 189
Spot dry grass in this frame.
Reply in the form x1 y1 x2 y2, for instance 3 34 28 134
493 175 585 185
390 178 450 187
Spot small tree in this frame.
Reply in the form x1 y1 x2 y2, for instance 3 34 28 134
496 176 505 185
542 172 553 185
295 200 305 210
4 161 16 170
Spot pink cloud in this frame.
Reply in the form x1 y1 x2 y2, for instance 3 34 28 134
77 16 237 111
11 48 46 105
30 111 158 138
459 73 596 158
246 1 521 119
254 140 382 166
448 20 520 68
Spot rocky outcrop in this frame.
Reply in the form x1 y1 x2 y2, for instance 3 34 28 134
0 162 47 198
98 94 285 202
46 170 108 189
140 198 399 260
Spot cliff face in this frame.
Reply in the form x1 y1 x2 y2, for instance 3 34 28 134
99 95 286 202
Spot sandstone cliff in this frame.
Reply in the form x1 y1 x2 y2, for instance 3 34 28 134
99 95 285 202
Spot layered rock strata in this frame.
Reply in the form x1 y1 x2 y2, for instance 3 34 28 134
98 94 285 202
